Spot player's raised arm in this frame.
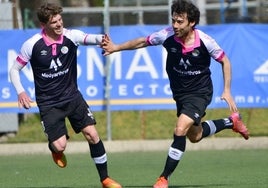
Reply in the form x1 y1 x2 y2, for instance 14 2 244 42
101 34 148 56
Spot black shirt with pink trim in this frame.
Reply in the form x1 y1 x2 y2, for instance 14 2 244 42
16 28 88 107
146 27 225 99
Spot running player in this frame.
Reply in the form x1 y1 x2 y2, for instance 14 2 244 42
101 0 249 188
9 3 121 188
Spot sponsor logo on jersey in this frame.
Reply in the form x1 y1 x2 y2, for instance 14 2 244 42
179 58 191 69
192 49 200 57
61 46 68 54
40 50 47 56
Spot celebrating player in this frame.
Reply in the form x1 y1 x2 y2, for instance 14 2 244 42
101 0 249 187
9 3 121 188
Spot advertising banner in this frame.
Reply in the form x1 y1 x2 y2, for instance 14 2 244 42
0 24 267 113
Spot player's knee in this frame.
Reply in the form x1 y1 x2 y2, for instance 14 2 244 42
86 135 100 145
174 127 188 136
57 146 66 152
52 144 66 153
82 126 100 144
52 139 67 152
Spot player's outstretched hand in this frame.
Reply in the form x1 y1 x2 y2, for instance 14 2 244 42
18 91 33 109
101 34 116 56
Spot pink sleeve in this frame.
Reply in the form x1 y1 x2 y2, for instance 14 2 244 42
215 51 225 62
16 56 28 66
147 27 174 46
198 30 225 62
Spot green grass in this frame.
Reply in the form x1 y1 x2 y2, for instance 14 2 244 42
0 149 267 188
4 108 268 143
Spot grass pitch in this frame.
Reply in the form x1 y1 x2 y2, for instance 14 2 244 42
0 149 267 188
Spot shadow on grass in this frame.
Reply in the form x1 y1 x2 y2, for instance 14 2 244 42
125 184 229 188
17 187 92 188
17 183 229 188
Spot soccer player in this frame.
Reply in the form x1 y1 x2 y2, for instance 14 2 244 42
101 0 249 187
9 3 121 188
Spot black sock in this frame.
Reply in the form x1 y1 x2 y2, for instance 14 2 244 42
160 135 186 179
202 118 233 138
89 140 108 181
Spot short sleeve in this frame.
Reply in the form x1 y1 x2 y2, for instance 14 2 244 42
147 27 174 46
198 30 225 62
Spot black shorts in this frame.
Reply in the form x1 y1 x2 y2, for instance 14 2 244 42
39 94 96 142
175 93 212 125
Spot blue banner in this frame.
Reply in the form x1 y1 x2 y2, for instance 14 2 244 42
0 24 268 113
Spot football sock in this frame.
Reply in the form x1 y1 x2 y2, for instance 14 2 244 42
201 118 233 138
89 140 108 181
160 135 186 179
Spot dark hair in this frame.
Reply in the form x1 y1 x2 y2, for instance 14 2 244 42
171 0 200 27
37 3 63 24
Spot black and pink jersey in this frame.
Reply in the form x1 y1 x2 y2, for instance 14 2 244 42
16 28 89 107
146 27 225 99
